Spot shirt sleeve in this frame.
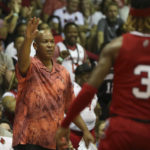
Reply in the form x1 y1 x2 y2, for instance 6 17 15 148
97 18 106 32
15 58 33 84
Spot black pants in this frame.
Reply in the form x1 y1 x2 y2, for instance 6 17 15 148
13 144 56 150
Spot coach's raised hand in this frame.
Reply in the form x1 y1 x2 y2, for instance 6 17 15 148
18 17 39 76
26 17 39 41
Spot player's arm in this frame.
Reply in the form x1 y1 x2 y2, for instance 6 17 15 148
18 17 39 76
88 36 122 88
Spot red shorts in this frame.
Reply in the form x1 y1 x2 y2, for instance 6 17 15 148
98 116 150 150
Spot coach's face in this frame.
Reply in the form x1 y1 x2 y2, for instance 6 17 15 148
34 30 55 60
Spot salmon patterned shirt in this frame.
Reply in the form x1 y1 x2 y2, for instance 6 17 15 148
13 57 74 149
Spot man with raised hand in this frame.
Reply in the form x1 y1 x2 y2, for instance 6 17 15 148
13 17 94 150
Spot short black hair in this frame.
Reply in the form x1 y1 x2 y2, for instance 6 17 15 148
47 15 62 34
64 22 78 33
75 63 92 75
131 0 150 9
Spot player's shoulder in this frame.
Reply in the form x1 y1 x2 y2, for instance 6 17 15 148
106 36 123 49
102 36 123 56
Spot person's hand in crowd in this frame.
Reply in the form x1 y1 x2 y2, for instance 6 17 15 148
82 129 95 148
57 51 70 64
60 51 70 59
26 17 39 41
55 127 70 150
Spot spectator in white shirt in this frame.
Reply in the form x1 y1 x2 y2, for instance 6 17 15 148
53 0 84 30
69 63 99 149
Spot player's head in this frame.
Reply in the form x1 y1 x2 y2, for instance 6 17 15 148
124 0 150 33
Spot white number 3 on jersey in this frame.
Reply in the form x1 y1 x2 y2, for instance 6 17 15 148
132 65 150 99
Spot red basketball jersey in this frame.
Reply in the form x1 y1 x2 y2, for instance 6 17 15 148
110 32 150 120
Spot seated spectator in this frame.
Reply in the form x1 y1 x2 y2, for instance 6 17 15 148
18 6 33 24
3 0 22 45
0 0 22 41
1 72 17 126
100 0 113 15
0 40 14 98
38 22 63 44
2 36 24 126
0 118 13 150
48 16 62 35
47 15 63 44
5 22 26 49
80 0 105 48
30 0 44 18
69 63 98 149
5 28 35 63
0 3 8 40
91 0 103 11
53 0 84 30
96 2 124 54
55 22 89 82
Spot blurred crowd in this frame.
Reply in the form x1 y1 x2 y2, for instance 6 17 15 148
0 0 130 149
